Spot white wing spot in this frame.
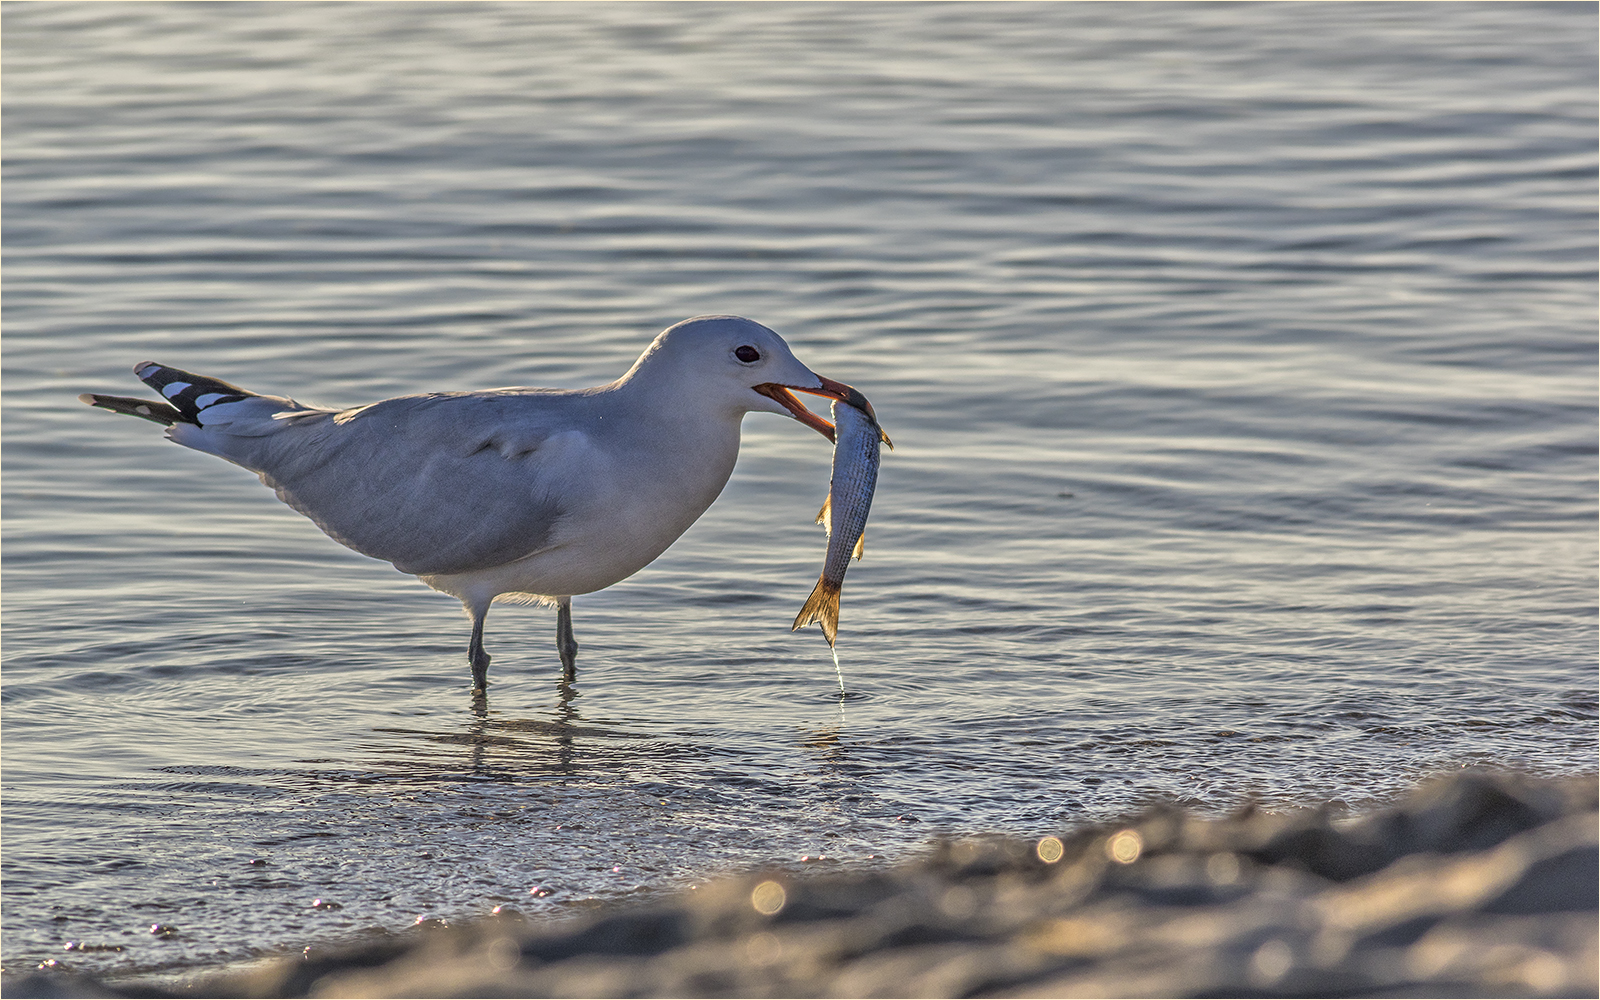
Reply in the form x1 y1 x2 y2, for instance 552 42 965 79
161 382 191 398
194 393 228 408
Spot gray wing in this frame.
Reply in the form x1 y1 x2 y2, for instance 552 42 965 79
237 392 581 577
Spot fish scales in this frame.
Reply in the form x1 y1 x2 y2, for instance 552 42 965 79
793 398 889 646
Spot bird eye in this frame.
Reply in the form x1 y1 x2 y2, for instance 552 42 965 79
734 345 761 363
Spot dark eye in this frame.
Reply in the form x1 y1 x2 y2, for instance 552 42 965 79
734 345 761 363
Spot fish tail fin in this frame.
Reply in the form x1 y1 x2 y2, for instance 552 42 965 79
792 575 840 647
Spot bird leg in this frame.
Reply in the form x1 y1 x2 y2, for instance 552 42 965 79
468 604 492 692
556 597 578 683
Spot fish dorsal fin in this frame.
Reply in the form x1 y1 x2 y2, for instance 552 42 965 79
852 532 865 561
816 495 831 533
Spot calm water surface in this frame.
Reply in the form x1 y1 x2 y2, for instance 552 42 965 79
4 1 1596 979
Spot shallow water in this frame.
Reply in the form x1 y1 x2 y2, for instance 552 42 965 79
3 1 1595 980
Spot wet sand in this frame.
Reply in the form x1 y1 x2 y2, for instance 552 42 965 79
9 770 1595 998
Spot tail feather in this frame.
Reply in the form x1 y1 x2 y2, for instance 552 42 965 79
792 575 841 647
77 392 189 426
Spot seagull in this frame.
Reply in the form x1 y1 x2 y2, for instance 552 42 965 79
79 315 866 692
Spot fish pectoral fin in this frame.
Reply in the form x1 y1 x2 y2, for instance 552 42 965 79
792 576 840 647
816 495 831 532
852 532 865 561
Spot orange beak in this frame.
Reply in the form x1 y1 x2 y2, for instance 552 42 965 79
753 376 888 445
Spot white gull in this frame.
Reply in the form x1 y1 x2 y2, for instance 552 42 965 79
79 315 863 692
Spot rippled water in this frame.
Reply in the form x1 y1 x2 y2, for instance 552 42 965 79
4 1 1595 980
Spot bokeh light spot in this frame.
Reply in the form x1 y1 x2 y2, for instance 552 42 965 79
1106 829 1143 864
1036 835 1064 863
751 880 787 915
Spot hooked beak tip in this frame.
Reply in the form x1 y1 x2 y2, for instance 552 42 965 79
755 374 886 444
798 375 877 421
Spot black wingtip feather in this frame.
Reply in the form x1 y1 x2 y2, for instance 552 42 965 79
79 392 191 426
131 362 254 423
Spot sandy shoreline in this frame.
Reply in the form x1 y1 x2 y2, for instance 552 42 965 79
8 769 1595 998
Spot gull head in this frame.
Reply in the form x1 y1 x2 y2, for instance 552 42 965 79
629 315 865 441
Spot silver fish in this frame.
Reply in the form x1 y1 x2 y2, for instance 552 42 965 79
793 391 891 646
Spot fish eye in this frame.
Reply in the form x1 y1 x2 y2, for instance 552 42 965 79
734 345 761 364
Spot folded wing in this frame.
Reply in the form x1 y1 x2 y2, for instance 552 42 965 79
179 391 578 577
